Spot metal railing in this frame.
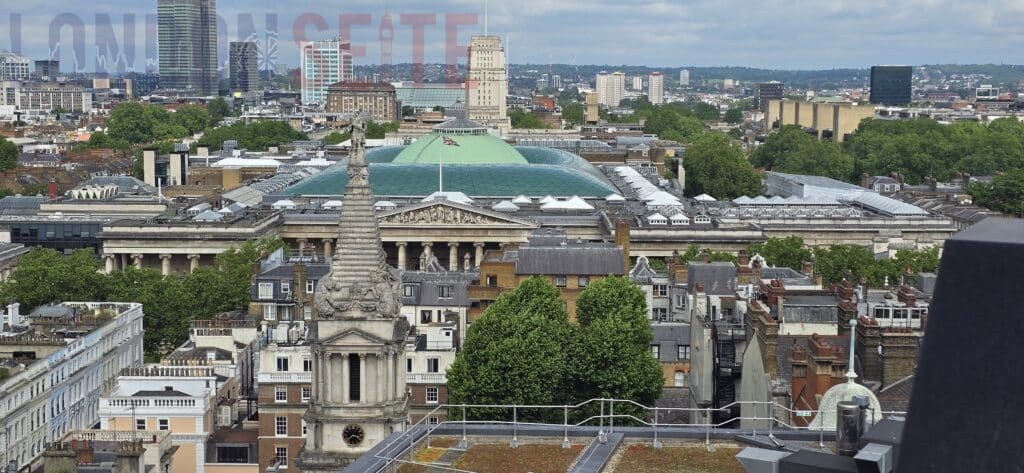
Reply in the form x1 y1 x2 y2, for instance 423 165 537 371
373 398 906 473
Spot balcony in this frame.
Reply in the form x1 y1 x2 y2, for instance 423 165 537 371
258 371 313 384
406 373 447 384
101 397 200 409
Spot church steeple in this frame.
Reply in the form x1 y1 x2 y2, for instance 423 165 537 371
297 117 410 471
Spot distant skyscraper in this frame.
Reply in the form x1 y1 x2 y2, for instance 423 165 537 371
870 65 912 106
632 76 643 91
33 60 59 79
0 51 30 81
596 71 626 107
466 35 510 130
551 74 562 90
157 0 218 96
648 72 665 105
756 81 784 111
679 69 690 86
229 42 259 94
300 37 353 106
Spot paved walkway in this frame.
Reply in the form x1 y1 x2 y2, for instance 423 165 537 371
570 433 625 473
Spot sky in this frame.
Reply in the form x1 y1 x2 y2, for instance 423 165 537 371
2 0 1023 73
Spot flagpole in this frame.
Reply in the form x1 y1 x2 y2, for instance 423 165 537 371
439 133 444 193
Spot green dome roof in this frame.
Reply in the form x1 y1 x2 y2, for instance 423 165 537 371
392 132 528 165
285 145 618 198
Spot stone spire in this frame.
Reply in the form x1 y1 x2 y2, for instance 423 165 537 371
314 117 401 319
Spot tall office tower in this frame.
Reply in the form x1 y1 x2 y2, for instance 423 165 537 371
0 51 30 81
648 72 665 105
294 120 409 472
466 35 510 130
551 74 562 90
870 65 912 106
756 81 784 111
157 0 218 96
680 69 690 86
596 71 626 107
632 76 643 91
34 60 59 79
300 37 353 106
229 42 259 93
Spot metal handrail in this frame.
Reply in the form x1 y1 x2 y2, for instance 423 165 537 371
374 397 907 472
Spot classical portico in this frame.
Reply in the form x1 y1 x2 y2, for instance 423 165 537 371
296 119 410 472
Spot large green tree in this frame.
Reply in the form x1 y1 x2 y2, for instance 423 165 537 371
509 109 550 129
0 137 17 173
447 277 573 420
0 248 108 309
570 277 663 408
968 169 1024 216
748 237 813 270
683 133 762 198
207 97 233 125
198 121 308 151
753 125 854 181
171 105 213 135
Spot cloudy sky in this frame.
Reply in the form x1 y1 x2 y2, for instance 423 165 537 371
3 0 1023 73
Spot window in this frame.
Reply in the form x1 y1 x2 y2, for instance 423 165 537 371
303 358 313 372
653 285 668 297
674 371 686 387
274 446 288 466
554 275 567 287
258 283 274 300
136 419 146 430
578 276 589 288
653 308 668 320
420 310 433 324
303 306 312 320
651 345 660 358
678 346 690 360
276 357 289 372
158 418 169 431
275 416 287 436
280 306 292 321
306 280 315 294
301 420 308 435
438 284 453 299
263 304 276 321
429 417 439 425
275 386 287 403
281 281 291 294
301 387 311 401
486 275 498 287
874 307 887 319
426 387 438 404
406 358 413 373
403 284 416 297
427 358 439 373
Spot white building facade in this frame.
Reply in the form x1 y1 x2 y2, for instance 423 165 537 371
301 38 353 106
649 72 665 105
466 35 510 131
596 71 626 107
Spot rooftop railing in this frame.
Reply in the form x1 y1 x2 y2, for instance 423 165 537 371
372 397 906 473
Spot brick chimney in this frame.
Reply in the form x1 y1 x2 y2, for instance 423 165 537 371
116 440 145 473
47 180 58 199
790 335 847 427
897 284 917 307
746 301 779 376
837 301 858 336
856 316 882 382
614 219 631 270
294 262 308 317
880 329 921 388
737 250 753 285
42 442 77 472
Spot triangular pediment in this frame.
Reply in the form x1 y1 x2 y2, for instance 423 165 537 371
318 327 389 347
377 200 539 228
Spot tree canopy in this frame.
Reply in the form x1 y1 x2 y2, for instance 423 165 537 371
683 133 762 198
509 109 550 129
748 237 814 270
0 137 17 173
967 169 1024 216
198 121 308 151
753 125 854 181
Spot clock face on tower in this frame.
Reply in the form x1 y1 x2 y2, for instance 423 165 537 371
342 424 365 447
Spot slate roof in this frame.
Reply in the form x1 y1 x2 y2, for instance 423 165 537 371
133 390 189 397
652 324 691 362
515 243 624 276
877 375 915 412
0 195 45 216
686 262 737 295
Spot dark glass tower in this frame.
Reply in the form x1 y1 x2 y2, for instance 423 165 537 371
229 42 259 94
870 66 912 106
157 0 218 96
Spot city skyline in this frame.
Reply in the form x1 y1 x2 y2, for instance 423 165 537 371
2 0 1024 73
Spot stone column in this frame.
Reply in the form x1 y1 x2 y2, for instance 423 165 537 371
341 353 349 403
322 239 333 259
386 351 394 400
448 242 459 271
159 254 172 276
359 353 367 404
298 238 308 257
104 255 115 274
422 242 433 260
475 243 486 267
396 242 408 270
131 254 143 270
120 254 128 271
187 254 201 273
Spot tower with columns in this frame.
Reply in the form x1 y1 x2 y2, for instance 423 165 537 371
295 118 411 471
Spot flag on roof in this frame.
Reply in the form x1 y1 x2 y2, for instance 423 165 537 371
442 136 460 146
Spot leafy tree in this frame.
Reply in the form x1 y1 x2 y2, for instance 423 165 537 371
748 237 813 270
0 137 17 173
207 97 232 125
107 102 154 144
813 244 879 285
213 238 285 311
753 125 854 181
509 109 549 129
447 277 573 421
683 133 761 198
198 121 308 151
643 108 705 143
0 248 108 309
968 169 1024 216
727 128 744 139
323 131 351 146
171 105 213 135
401 105 414 117
365 121 399 139
561 102 584 126
723 108 744 124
